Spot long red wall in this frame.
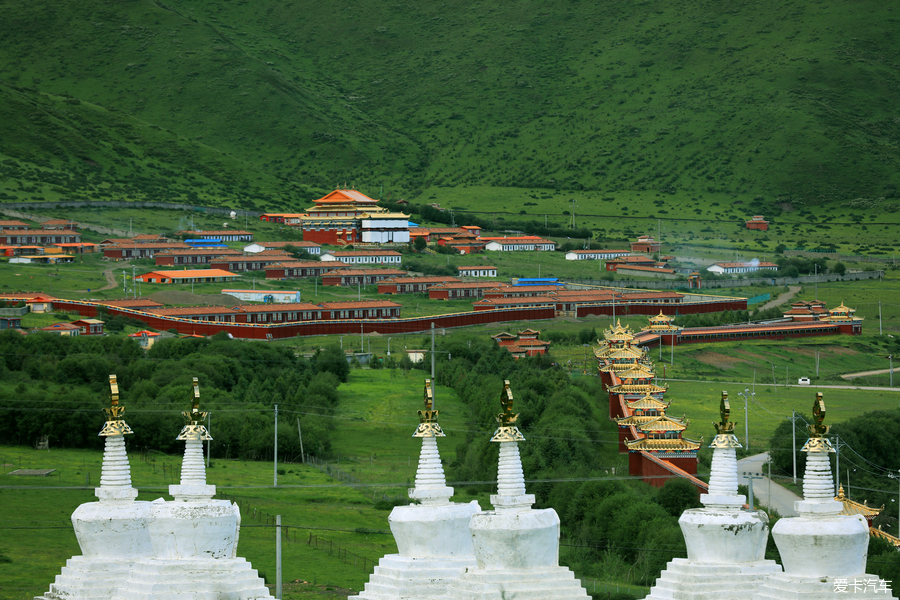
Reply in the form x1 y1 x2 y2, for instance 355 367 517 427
50 300 555 339
577 298 747 318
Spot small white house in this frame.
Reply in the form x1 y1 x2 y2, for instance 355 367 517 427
458 265 498 277
707 261 779 275
482 236 556 252
321 250 402 265
221 289 302 303
243 241 321 255
565 249 630 261
360 214 411 244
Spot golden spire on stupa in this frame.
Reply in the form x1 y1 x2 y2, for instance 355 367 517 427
802 392 834 453
99 375 133 436
175 377 212 441
491 380 525 442
413 379 445 437
709 391 741 448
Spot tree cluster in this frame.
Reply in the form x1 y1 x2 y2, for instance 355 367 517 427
0 330 347 461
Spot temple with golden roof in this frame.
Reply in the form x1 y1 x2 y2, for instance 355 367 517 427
597 317 703 490
300 189 410 245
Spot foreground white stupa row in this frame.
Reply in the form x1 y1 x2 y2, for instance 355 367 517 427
354 380 588 600
36 376 270 600
645 391 895 600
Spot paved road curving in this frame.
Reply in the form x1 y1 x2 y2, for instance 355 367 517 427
737 452 801 517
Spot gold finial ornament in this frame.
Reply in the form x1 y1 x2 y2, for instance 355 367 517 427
714 391 735 435
99 375 133 436
802 392 834 453
490 380 525 442
175 377 212 441
709 391 741 448
413 379 445 437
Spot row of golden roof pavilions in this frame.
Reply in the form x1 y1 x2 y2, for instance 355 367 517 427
36 375 893 599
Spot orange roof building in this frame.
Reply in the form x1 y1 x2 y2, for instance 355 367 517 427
301 189 409 245
134 269 240 284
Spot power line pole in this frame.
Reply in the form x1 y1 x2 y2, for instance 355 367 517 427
789 410 801 484
833 434 843 496
273 404 278 488
431 322 436 409
744 471 764 510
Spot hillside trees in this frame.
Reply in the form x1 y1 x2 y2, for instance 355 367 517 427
0 331 343 460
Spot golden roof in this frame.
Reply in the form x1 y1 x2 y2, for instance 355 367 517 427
627 393 670 411
603 319 635 342
638 414 688 432
836 486 882 517
617 414 666 427
822 302 860 322
600 346 646 360
614 364 656 380
607 383 668 394
871 527 900 548
641 311 682 332
625 437 702 451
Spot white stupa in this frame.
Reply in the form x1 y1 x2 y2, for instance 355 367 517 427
447 381 589 600
754 393 895 599
115 377 271 600
644 392 780 600
36 375 154 600
353 379 481 600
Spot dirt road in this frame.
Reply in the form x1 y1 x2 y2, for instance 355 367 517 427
759 285 801 311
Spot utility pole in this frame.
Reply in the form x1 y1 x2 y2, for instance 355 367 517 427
670 331 674 366
744 471 764 510
431 322 436 409
892 471 900 536
273 404 278 488
833 434 843 496
297 418 304 463
738 388 754 451
571 199 577 228
789 410 801 484
131 265 136 299
360 323 364 353
122 271 127 296
275 514 282 599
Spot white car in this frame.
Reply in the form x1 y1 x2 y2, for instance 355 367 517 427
798 377 811 385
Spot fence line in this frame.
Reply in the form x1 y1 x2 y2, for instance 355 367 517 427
216 492 383 573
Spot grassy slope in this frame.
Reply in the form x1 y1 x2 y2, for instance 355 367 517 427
0 0 898 207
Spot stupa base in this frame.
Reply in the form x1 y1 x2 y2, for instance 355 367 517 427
643 558 782 599
352 555 475 599
753 572 896 599
446 565 589 600
35 556 135 600
114 557 272 599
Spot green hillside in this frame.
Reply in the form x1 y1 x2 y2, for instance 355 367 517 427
1 0 899 209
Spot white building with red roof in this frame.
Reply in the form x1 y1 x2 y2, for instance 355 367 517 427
481 236 556 252
320 250 402 265
707 261 778 275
